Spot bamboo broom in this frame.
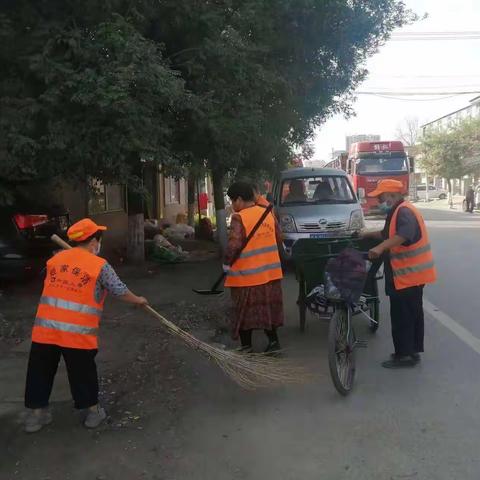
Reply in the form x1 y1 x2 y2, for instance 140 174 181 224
50 235 312 389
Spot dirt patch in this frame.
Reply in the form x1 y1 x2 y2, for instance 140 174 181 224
0 296 233 480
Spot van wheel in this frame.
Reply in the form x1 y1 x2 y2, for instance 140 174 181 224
439 194 447 200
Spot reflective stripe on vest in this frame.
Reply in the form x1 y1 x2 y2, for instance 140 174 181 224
227 262 282 277
39 296 102 317
388 202 437 290
32 247 106 349
34 317 98 336
238 245 278 259
224 206 282 287
393 260 436 278
390 243 431 260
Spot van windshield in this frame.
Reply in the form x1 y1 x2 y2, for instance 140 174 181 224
280 176 356 206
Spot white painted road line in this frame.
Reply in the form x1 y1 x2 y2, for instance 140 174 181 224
424 299 480 355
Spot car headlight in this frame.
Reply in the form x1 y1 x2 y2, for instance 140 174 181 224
349 209 364 231
280 214 297 233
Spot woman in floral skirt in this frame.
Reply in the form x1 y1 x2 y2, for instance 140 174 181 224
224 182 284 353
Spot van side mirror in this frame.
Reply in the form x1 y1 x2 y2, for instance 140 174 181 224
408 157 415 173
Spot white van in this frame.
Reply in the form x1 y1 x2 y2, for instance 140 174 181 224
271 168 365 257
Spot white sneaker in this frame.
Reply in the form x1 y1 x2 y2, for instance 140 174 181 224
84 406 107 429
24 409 53 433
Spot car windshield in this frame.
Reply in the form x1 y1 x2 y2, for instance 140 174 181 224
280 176 355 206
356 155 408 174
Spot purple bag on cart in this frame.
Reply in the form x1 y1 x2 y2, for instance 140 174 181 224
325 248 368 304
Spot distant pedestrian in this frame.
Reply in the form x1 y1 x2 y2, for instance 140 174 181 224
24 219 148 432
362 179 437 369
466 186 475 213
224 182 284 353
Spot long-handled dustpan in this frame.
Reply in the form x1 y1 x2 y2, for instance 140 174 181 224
193 204 273 296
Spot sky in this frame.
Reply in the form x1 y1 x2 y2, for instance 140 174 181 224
311 0 480 164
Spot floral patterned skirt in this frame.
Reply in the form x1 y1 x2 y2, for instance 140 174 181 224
230 280 284 339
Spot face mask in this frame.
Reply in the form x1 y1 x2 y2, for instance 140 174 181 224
378 201 392 214
93 241 102 256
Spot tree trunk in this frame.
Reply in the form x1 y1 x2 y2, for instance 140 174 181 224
127 164 145 262
447 178 454 209
127 213 145 262
187 173 196 227
211 168 227 252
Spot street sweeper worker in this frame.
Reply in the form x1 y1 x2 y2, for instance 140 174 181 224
24 218 148 433
224 182 284 353
361 179 436 369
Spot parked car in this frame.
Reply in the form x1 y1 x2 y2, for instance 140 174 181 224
416 184 448 200
0 205 69 281
271 168 365 258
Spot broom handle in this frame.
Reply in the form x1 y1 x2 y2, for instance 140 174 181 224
50 236 186 337
211 204 274 290
51 234 72 250
143 304 182 332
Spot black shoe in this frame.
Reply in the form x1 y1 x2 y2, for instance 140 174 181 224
264 341 281 355
390 353 420 363
382 356 417 369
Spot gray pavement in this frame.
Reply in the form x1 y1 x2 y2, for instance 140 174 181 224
2 208 480 479
164 207 480 480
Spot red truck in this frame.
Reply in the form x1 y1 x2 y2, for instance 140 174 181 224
325 141 413 215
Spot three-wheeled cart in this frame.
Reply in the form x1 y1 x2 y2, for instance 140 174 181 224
292 237 382 395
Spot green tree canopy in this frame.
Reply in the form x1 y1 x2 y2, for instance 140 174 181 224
0 1 189 204
1 0 416 213
420 117 480 184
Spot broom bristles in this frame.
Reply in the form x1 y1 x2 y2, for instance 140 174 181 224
144 306 312 390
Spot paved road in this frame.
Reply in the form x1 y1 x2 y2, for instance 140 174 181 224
3 207 480 480
165 207 480 480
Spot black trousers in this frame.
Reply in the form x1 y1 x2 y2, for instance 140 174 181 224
25 341 99 409
389 286 424 356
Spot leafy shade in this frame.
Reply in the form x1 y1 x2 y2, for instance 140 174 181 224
420 118 480 182
0 7 188 204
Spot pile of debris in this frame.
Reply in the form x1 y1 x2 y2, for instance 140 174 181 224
145 215 218 264
145 217 194 264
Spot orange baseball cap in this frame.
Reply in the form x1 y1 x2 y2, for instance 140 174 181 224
67 218 107 242
368 179 405 198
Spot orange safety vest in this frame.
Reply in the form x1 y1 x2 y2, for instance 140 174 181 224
389 202 437 290
224 206 283 288
256 195 270 208
32 248 107 349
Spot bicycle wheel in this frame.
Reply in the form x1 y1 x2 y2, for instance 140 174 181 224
328 305 356 396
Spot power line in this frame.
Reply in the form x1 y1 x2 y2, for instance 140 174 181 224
363 85 480 89
357 91 480 96
372 74 480 79
393 31 480 35
363 93 462 102
390 31 480 41
390 36 480 41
